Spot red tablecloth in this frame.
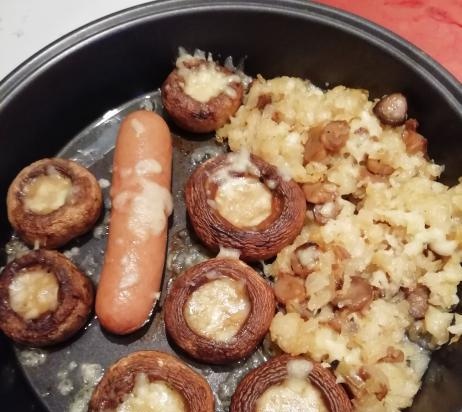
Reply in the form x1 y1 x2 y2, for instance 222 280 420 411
317 0 462 82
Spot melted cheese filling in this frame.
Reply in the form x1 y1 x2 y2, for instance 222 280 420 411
117 373 186 412
23 173 72 214
9 269 59 320
184 276 250 342
112 160 173 242
256 378 328 412
176 55 241 103
215 176 273 228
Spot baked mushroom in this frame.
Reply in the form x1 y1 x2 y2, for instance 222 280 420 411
7 158 103 248
89 350 214 412
185 151 306 261
0 249 93 346
230 354 353 412
164 258 275 364
161 52 244 133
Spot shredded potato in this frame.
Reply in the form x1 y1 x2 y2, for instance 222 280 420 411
217 76 462 411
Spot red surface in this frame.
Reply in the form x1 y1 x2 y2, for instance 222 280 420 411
317 0 462 82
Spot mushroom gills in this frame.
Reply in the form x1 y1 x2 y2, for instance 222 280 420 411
9 269 59 320
177 54 241 102
214 176 273 228
116 373 186 412
23 173 72 214
184 276 250 342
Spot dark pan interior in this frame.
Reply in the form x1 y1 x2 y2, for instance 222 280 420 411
0 1 461 411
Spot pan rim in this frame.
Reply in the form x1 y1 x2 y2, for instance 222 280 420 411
0 0 460 109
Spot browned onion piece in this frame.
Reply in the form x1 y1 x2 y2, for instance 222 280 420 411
304 127 328 163
164 258 275 364
230 354 353 412
0 250 93 346
88 351 214 412
331 244 350 261
185 153 306 261
7 158 103 249
161 58 244 133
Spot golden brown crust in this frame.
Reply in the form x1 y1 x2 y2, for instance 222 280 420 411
7 158 103 249
161 60 244 133
230 354 353 412
0 250 93 346
88 350 214 412
164 258 275 364
185 153 306 261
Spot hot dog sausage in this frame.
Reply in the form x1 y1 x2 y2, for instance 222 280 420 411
96 110 173 335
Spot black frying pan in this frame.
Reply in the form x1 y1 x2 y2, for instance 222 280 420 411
0 1 461 411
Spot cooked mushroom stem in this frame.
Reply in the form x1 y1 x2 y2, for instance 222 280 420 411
331 244 350 285
407 285 430 319
274 273 306 304
320 121 350 152
332 244 350 261
230 354 353 412
345 367 389 401
334 276 374 312
0 250 93 346
256 93 272 110
366 158 394 176
313 201 341 225
402 119 427 155
89 351 214 412
373 93 408 126
164 258 275 364
7 158 102 249
407 320 438 350
379 346 405 363
290 242 321 278
304 121 350 164
302 182 337 204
